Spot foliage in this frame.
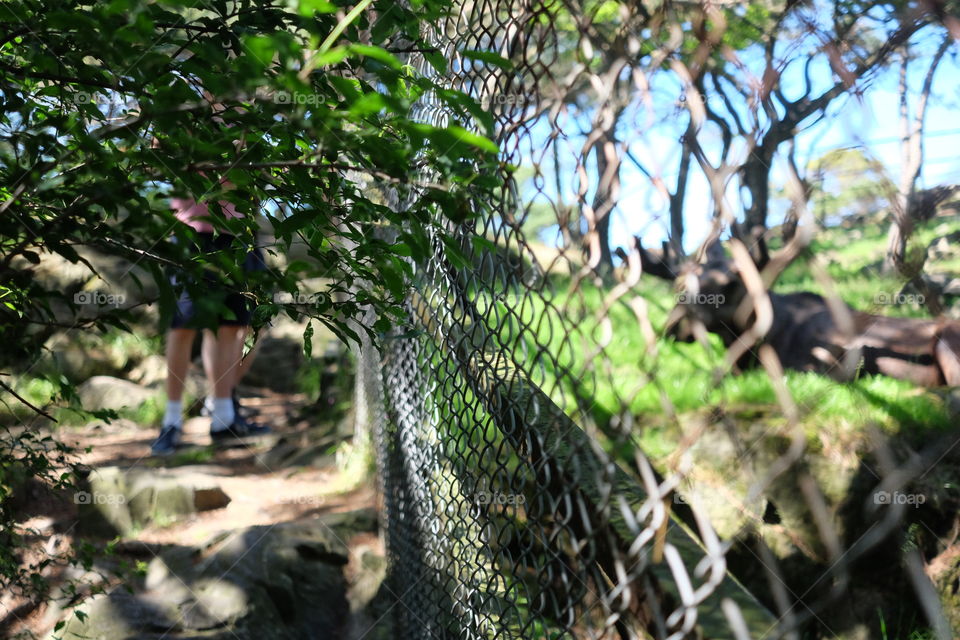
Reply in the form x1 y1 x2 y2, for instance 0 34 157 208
0 425 76 599
804 148 894 224
0 0 502 366
0 0 504 606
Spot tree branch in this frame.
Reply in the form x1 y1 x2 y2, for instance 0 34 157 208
0 377 56 422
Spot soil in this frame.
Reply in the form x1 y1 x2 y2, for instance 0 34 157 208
0 386 379 640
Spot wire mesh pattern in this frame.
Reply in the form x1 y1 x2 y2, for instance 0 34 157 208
367 1 957 639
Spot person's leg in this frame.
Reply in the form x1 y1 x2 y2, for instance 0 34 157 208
202 326 258 413
208 325 245 432
233 327 259 386
164 328 196 420
153 327 195 456
201 328 217 397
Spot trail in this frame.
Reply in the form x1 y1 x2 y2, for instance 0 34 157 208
3 385 383 640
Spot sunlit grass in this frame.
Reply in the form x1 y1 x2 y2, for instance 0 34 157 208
486 216 959 460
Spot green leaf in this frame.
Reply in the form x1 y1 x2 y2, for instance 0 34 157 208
441 235 471 269
433 125 498 154
423 50 447 74
244 35 276 68
303 322 314 358
298 0 337 16
349 92 388 116
311 46 349 67
347 44 403 70
460 50 514 71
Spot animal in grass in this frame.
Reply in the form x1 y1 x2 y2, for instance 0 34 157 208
634 235 960 387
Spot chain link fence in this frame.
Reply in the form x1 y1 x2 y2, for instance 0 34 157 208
362 1 959 638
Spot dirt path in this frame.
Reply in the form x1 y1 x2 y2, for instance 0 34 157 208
2 386 380 640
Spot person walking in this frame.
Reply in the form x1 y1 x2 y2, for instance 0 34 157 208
151 106 270 456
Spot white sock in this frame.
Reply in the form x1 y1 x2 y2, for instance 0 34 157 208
164 400 183 428
210 397 235 432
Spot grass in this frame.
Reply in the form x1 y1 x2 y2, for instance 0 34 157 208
877 607 936 640
0 325 168 428
463 214 960 468
5 214 957 448
777 214 960 316
168 446 216 466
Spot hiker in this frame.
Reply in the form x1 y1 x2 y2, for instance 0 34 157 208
151 99 271 456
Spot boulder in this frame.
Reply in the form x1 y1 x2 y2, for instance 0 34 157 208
926 231 960 263
927 544 960 633
678 411 862 562
245 334 305 392
42 333 129 382
77 376 157 412
51 511 378 640
128 354 168 389
678 417 768 540
244 313 336 393
77 466 231 537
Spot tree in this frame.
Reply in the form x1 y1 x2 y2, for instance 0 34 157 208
0 0 503 597
671 0 952 239
805 147 894 225
0 0 501 377
883 35 954 274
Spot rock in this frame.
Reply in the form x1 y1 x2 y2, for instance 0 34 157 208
47 592 146 640
129 354 168 388
926 544 960 632
343 551 393 640
76 376 157 412
680 411 861 563
29 246 159 306
245 335 305 392
77 466 231 537
926 231 960 262
677 416 768 540
51 511 378 640
348 551 387 613
244 314 334 392
42 333 129 382
76 467 133 538
260 424 345 469
920 273 960 297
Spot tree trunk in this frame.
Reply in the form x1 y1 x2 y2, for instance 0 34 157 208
883 37 950 275
741 143 775 233
669 128 692 254
588 120 620 277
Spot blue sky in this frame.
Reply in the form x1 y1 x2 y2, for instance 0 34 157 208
518 30 960 253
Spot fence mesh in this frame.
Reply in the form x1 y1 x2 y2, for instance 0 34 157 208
364 1 958 639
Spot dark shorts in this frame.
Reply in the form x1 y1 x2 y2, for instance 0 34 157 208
170 232 267 329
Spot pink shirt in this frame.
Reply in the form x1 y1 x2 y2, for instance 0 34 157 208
171 175 243 233
172 197 243 233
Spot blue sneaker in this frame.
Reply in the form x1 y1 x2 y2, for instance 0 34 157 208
151 425 182 456
210 415 271 447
